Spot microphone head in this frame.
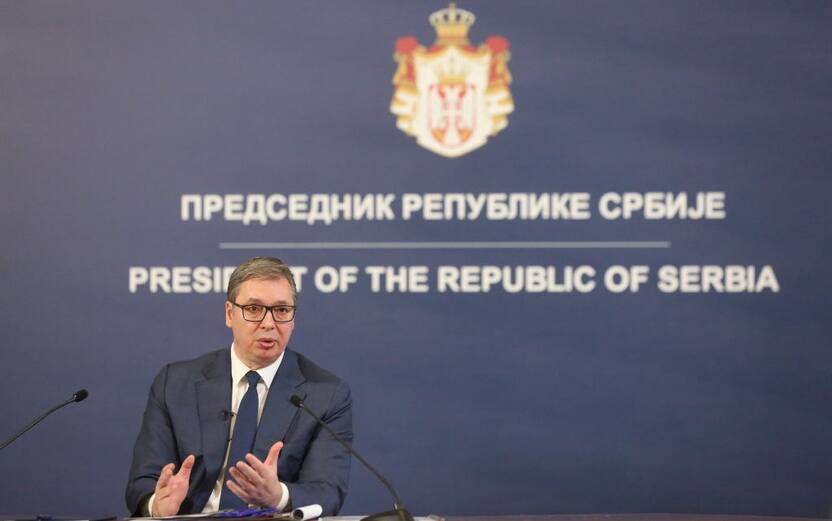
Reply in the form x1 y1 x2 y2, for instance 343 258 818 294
290 394 303 407
72 389 89 402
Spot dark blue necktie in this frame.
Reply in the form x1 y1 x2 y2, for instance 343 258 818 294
220 370 261 510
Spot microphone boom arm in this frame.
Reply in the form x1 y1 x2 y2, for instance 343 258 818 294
290 395 414 521
0 389 88 451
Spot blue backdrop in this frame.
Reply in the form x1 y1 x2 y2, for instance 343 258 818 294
1 1 830 518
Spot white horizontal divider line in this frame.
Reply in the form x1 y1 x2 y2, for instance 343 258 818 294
218 241 671 250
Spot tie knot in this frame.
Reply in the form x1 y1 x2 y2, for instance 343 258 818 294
245 370 260 387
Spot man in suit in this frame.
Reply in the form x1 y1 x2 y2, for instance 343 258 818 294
126 257 352 516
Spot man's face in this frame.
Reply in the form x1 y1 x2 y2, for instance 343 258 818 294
225 277 295 369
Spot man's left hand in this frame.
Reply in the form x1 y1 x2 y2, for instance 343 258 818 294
226 441 284 507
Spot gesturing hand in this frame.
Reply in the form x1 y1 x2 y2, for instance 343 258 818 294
152 454 195 517
226 441 284 507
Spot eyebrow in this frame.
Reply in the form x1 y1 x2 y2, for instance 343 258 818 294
241 299 294 306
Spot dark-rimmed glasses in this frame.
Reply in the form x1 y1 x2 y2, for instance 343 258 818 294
229 301 296 323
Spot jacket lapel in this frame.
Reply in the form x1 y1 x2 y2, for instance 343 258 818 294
252 349 306 460
196 350 233 482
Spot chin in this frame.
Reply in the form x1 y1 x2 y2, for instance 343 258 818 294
257 347 284 363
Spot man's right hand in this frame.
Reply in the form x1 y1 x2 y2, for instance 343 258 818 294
151 454 195 517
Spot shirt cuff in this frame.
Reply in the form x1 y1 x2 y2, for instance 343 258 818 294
277 482 290 511
146 493 156 517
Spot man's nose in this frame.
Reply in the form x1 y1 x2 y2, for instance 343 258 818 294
258 311 277 328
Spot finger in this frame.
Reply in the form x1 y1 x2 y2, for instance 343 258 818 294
228 466 255 489
245 453 269 474
233 460 263 485
227 465 245 484
226 478 251 503
177 454 196 480
264 441 283 467
157 463 175 489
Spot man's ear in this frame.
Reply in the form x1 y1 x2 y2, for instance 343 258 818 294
225 301 233 328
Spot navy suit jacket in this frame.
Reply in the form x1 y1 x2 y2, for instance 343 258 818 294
125 348 352 516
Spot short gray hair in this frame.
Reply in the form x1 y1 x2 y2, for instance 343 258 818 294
226 256 297 302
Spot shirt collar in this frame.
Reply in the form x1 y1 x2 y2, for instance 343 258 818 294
230 343 283 389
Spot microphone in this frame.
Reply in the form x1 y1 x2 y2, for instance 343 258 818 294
290 394 414 521
0 389 89 451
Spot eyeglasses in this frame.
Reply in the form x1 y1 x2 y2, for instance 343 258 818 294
229 301 296 323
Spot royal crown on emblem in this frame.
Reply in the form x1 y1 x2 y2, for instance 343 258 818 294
429 3 475 43
431 57 470 84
